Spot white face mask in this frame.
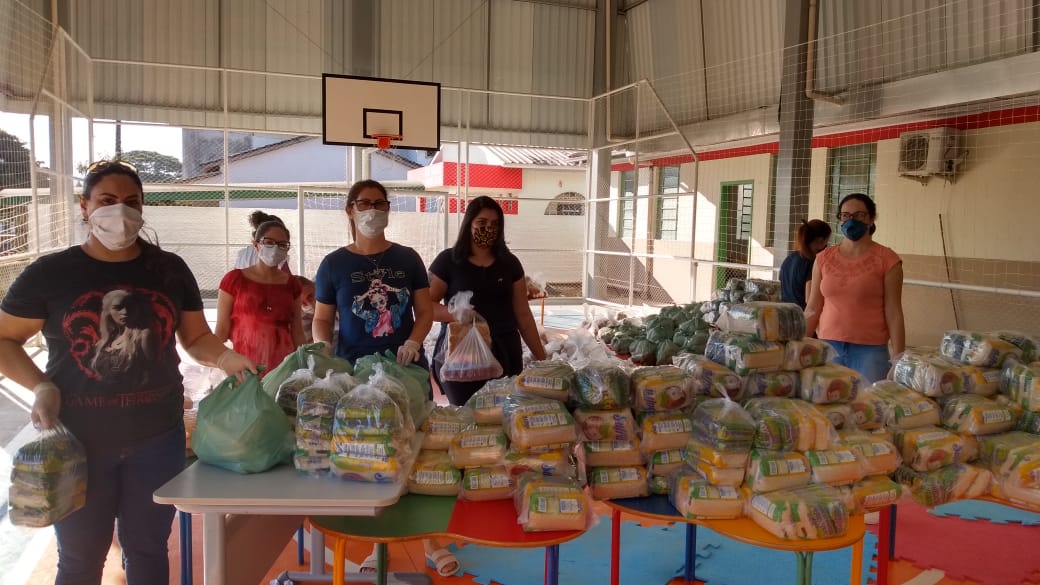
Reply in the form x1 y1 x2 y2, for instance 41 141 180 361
355 209 389 238
89 204 144 250
257 244 288 267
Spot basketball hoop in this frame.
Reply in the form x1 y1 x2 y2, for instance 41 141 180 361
372 134 402 150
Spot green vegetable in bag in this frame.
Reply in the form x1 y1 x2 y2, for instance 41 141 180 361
193 371 294 474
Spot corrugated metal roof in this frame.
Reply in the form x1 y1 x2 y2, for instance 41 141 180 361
481 145 586 167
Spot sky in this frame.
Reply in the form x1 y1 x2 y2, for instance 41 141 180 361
0 112 183 170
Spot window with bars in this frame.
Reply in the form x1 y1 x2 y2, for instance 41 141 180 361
655 165 680 240
618 170 635 238
716 181 755 288
826 144 877 240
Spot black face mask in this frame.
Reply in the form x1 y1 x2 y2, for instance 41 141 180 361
472 225 498 248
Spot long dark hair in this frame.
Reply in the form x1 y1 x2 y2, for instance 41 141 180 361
452 196 508 262
796 219 832 259
248 210 284 239
837 192 878 235
345 179 389 240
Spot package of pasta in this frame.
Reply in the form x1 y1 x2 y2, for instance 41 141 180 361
504 444 578 479
589 466 650 500
940 394 1017 436
894 463 992 506
668 467 744 519
843 476 902 514
584 439 644 467
8 423 87 528
408 450 462 496
744 449 811 493
782 338 837 371
295 383 346 452
714 301 806 342
940 330 1022 368
676 354 743 400
893 426 976 472
572 361 630 409
817 403 853 430
837 431 901 476
332 383 410 440
465 378 514 424
292 449 330 476
684 437 749 469
646 448 686 476
421 405 477 450
460 465 514 501
502 394 577 449
800 364 862 404
514 473 589 532
977 431 1040 477
449 428 508 468
515 360 575 402
630 365 695 412
690 398 756 452
705 331 785 375
574 408 636 442
745 398 834 452
806 448 865 486
747 483 849 540
1001 359 1040 413
638 411 694 452
743 370 800 400
852 381 940 430
991 331 1040 363
329 437 407 483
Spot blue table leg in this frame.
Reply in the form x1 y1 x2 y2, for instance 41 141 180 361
888 504 898 556
684 523 705 583
296 524 304 565
544 544 560 585
178 511 192 585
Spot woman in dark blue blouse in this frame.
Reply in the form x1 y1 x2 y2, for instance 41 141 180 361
779 219 832 309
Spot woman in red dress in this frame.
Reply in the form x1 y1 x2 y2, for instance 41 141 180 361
216 220 306 373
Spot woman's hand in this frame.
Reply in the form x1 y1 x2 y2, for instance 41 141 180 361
217 349 257 382
397 339 421 365
31 382 61 429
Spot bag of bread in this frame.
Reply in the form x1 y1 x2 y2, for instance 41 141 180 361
893 426 976 472
705 331 784 375
502 394 577 449
1001 359 1040 413
422 405 477 450
940 394 1017 436
991 331 1040 363
449 428 508 468
843 476 902 514
684 437 749 469
408 450 462 496
630 366 695 412
800 364 862 404
589 466 650 500
745 449 811 493
514 473 588 532
837 431 901 476
782 338 837 371
806 448 865 486
639 411 694 452
572 361 630 409
742 371 800 400
441 291 503 382
668 467 743 519
690 398 756 452
460 465 514 501
503 444 578 479
465 378 514 424
8 423 87 527
747 483 849 540
574 408 637 442
851 381 939 430
940 330 1022 368
676 354 743 400
515 360 575 402
584 439 644 467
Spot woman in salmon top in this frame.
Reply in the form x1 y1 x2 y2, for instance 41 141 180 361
804 193 905 382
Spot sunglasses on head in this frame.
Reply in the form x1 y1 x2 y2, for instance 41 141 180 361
86 159 139 176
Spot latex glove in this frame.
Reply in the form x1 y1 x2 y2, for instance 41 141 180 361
31 382 61 430
315 340 333 355
453 307 477 324
397 339 421 365
217 348 257 382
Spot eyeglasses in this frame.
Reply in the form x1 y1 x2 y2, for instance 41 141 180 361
351 198 391 211
837 211 869 222
86 159 138 176
258 237 291 250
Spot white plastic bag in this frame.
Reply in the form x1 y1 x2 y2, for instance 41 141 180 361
440 291 503 382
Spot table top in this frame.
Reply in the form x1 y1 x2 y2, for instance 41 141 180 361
154 433 422 516
605 494 866 553
310 495 584 548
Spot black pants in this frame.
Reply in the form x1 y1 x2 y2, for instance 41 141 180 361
431 324 523 406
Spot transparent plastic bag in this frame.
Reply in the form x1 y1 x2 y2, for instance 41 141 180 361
440 291 503 382
8 422 87 527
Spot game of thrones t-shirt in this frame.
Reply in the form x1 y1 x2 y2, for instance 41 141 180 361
0 246 203 450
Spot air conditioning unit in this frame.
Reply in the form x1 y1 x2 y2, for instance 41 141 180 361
898 127 964 177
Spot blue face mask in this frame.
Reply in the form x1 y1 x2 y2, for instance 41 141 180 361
840 218 869 241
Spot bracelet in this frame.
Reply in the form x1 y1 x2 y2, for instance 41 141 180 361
32 381 59 395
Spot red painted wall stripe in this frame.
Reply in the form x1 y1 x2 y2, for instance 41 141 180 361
440 162 524 189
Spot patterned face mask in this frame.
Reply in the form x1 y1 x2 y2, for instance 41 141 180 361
472 225 498 248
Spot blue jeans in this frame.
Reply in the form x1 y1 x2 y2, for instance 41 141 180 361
53 423 185 585
821 340 891 384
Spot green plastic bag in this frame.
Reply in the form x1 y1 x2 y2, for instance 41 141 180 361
262 343 353 399
354 350 433 427
193 371 294 474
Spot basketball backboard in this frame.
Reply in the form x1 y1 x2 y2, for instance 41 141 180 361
322 74 440 150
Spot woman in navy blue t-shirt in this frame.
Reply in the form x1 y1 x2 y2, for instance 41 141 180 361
779 219 832 308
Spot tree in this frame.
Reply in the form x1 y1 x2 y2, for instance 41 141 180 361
0 129 32 190
78 150 183 183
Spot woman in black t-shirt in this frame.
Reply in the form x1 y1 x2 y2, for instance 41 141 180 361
429 196 547 405
779 219 832 309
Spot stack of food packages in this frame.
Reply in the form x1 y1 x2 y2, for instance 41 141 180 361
283 350 433 482
8 424 88 527
882 330 1040 510
700 278 782 328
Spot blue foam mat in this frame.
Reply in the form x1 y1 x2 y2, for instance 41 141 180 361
930 499 1040 525
449 515 877 585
